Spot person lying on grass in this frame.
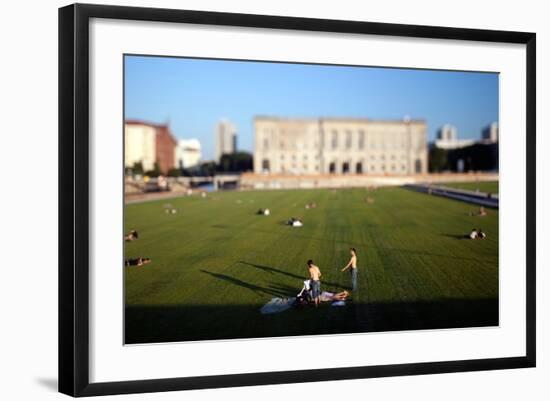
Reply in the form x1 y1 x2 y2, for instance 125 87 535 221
124 229 139 241
319 290 350 302
468 228 486 240
288 217 303 227
124 257 151 267
469 206 487 217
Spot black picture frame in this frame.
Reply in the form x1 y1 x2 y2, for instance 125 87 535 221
59 3 536 397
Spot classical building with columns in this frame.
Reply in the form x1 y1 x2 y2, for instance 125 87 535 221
253 116 428 175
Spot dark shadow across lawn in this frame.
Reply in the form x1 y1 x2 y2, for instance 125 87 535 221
125 297 498 344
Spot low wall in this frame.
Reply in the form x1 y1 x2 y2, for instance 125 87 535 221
240 172 498 190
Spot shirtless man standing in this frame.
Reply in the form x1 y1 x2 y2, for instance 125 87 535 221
307 259 322 307
341 248 358 291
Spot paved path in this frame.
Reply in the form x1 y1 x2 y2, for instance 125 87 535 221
404 184 499 208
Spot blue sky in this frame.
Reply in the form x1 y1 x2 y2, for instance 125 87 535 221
125 55 499 161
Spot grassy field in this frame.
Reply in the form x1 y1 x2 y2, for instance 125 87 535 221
124 187 498 344
441 181 499 194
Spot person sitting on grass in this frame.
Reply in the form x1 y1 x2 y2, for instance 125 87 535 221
288 217 303 227
469 228 479 239
305 202 317 209
124 230 139 242
124 257 151 267
469 206 487 217
307 260 322 307
477 229 487 239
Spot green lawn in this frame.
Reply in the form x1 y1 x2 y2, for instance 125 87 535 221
440 181 499 194
125 187 498 344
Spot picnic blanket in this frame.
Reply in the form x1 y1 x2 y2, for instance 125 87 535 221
260 297 296 314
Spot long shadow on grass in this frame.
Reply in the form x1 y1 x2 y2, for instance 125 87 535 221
200 270 296 298
125 297 498 344
238 261 341 289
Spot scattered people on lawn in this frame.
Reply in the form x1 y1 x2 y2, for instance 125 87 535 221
341 248 358 291
468 228 486 239
288 217 303 227
319 290 350 302
295 281 312 306
469 206 487 217
257 208 270 216
124 229 139 242
157 175 168 191
307 260 322 307
124 257 151 267
165 208 177 214
365 197 375 204
305 202 317 209
201 192 207 198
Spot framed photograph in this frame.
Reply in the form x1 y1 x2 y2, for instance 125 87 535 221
59 3 536 397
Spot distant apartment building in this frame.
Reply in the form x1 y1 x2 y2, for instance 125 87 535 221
125 120 177 174
175 139 202 169
429 122 499 172
215 120 237 162
125 121 157 172
482 122 499 143
433 124 476 150
254 116 428 175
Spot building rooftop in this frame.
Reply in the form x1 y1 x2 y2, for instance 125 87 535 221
125 119 169 129
254 116 426 124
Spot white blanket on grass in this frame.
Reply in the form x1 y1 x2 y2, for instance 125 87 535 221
260 297 295 314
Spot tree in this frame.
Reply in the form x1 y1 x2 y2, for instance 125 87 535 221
133 161 144 175
144 162 161 177
217 152 253 172
167 168 181 177
429 147 448 172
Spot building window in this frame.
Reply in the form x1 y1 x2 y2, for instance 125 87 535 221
402 164 407 171
329 162 336 174
345 131 352 149
342 162 350 174
371 165 376 172
358 130 365 149
391 164 396 171
331 130 338 149
415 159 422 173
356 162 363 174
263 138 269 150
262 159 270 172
